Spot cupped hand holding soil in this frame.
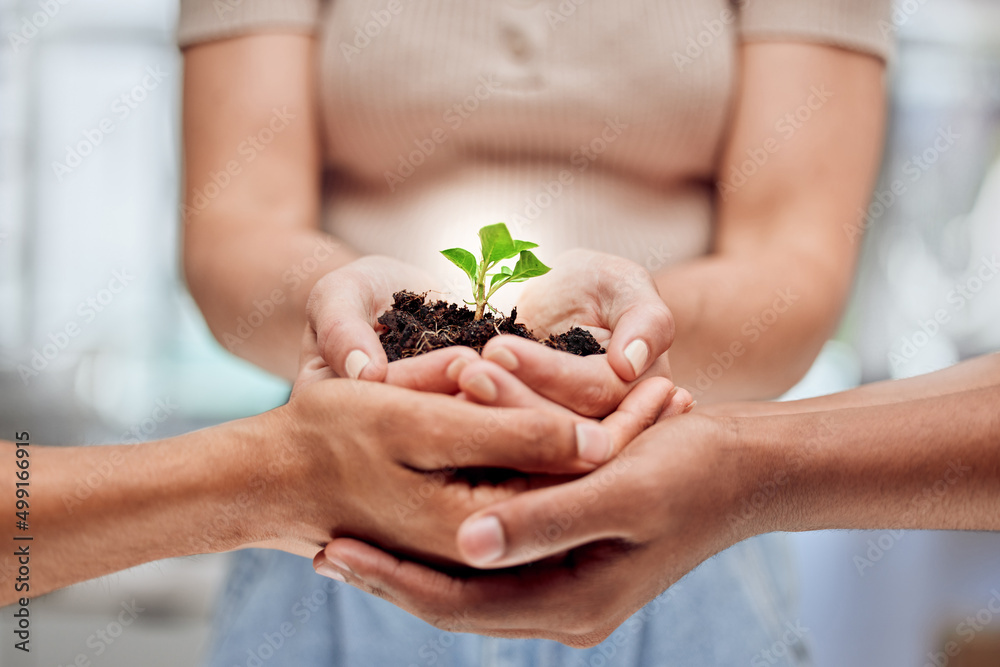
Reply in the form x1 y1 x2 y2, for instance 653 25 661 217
475 249 680 417
305 255 438 382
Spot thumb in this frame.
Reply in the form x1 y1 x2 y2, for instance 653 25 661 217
456 471 633 569
603 268 674 382
454 382 668 568
307 275 391 382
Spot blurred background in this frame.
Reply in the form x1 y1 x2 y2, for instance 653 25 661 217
0 0 999 665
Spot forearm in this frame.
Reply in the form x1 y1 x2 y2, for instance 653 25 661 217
662 44 885 402
183 34 358 379
736 384 1000 536
657 249 849 401
702 352 1000 417
0 415 291 604
185 221 358 379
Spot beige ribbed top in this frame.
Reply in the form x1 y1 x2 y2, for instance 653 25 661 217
179 0 891 309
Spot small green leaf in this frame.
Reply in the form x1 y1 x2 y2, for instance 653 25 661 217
512 240 539 253
479 223 518 264
440 248 478 282
507 250 551 282
488 265 513 289
488 272 507 289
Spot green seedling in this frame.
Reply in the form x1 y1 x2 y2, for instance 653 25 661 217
441 222 551 320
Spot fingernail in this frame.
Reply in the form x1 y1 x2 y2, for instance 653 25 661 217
484 346 518 372
446 356 469 381
464 373 498 402
316 563 346 582
459 516 505 565
327 556 353 575
576 422 612 464
624 339 649 377
345 349 370 380
684 400 697 414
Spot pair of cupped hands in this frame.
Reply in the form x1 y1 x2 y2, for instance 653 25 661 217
267 249 744 647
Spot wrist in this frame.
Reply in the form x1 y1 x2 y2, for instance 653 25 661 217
190 412 302 552
241 402 340 555
720 411 840 537
706 413 807 540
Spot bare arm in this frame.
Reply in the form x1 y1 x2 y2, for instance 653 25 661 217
0 347 661 606
0 417 278 604
700 353 1000 417
754 378 1000 533
183 34 358 379
313 355 1000 646
659 42 886 401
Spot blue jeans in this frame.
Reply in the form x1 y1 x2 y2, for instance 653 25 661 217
204 534 809 666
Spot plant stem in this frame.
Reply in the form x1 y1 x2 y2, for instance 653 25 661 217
474 282 486 320
474 261 489 320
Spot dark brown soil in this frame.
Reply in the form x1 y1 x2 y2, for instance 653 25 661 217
378 291 605 361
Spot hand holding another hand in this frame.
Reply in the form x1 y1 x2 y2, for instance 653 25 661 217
316 414 754 646
261 328 677 567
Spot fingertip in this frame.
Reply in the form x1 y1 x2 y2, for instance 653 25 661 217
463 372 498 402
457 515 506 567
482 343 519 372
483 335 541 364
658 386 695 419
456 360 505 403
315 563 347 582
345 349 371 380
623 339 650 379
606 302 674 381
575 422 612 465
313 547 350 582
318 538 380 581
446 355 472 381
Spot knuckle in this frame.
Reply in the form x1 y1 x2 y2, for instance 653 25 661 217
571 380 620 417
653 304 675 342
538 353 572 387
415 424 452 465
375 398 413 441
514 413 567 464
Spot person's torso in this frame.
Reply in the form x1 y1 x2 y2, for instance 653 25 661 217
314 0 739 302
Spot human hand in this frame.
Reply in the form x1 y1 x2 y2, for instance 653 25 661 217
261 326 678 565
315 414 754 646
447 356 694 456
478 248 678 417
305 255 436 382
